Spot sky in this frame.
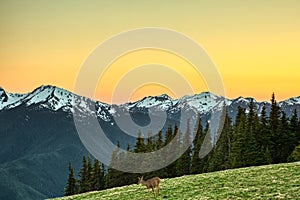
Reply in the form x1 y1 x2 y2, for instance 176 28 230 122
1 0 300 104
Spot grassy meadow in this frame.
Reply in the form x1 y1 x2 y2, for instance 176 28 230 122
52 162 300 200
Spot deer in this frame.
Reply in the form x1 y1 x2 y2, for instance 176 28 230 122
137 176 160 197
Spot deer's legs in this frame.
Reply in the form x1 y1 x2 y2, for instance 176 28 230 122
151 187 156 197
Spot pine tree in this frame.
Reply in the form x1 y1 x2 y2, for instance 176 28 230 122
134 130 145 153
176 120 192 176
269 93 281 163
208 111 233 171
190 115 203 174
287 143 300 162
146 130 154 152
156 130 163 150
277 111 295 163
244 99 264 166
164 124 177 177
165 124 173 146
92 159 105 190
290 109 299 146
230 106 247 168
196 121 213 173
264 146 272 164
78 156 87 192
107 142 124 188
86 156 93 191
154 129 168 178
64 162 76 196
259 105 271 148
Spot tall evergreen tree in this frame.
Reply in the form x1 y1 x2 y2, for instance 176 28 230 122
164 124 177 177
86 156 93 190
196 121 213 173
176 120 192 176
92 159 105 190
64 162 76 196
264 146 273 164
134 130 146 153
78 156 90 193
244 99 264 166
156 130 163 150
154 129 168 178
208 111 233 171
230 106 247 168
191 115 203 174
290 109 299 146
259 105 273 164
269 93 281 163
146 130 154 152
277 111 295 163
259 105 270 146
164 124 174 146
107 142 122 188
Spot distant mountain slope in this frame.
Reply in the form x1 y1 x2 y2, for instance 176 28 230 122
1 85 299 121
0 85 299 199
52 162 300 200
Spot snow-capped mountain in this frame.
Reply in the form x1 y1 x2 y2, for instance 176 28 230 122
1 85 300 122
0 85 96 112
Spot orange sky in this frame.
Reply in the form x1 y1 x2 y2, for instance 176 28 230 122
1 1 300 103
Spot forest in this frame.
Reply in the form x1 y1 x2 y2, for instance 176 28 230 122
64 94 300 196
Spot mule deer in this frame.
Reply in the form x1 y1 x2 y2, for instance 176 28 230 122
137 176 160 197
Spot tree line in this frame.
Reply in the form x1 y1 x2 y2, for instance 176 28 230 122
64 93 300 196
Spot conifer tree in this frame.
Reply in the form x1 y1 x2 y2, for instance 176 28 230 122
78 156 90 193
277 111 295 162
92 159 105 190
244 99 264 166
165 124 173 146
230 106 247 168
107 142 122 188
288 143 300 162
156 130 163 150
154 129 168 178
190 115 203 174
264 146 273 164
196 121 213 173
86 156 93 191
134 130 145 153
164 124 177 177
64 162 76 196
269 93 281 163
146 130 154 152
208 111 232 171
290 109 299 146
176 120 192 176
259 105 270 148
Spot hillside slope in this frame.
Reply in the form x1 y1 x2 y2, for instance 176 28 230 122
52 162 300 200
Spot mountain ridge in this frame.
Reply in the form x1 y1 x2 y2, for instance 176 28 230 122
1 85 300 114
0 85 300 199
2 85 300 106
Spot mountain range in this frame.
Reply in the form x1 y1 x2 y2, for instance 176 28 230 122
0 85 299 199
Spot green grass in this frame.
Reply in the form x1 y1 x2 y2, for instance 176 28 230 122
52 162 300 200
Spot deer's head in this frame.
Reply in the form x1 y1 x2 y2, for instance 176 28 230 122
137 176 144 185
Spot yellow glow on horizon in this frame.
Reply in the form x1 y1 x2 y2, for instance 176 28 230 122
0 1 300 103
